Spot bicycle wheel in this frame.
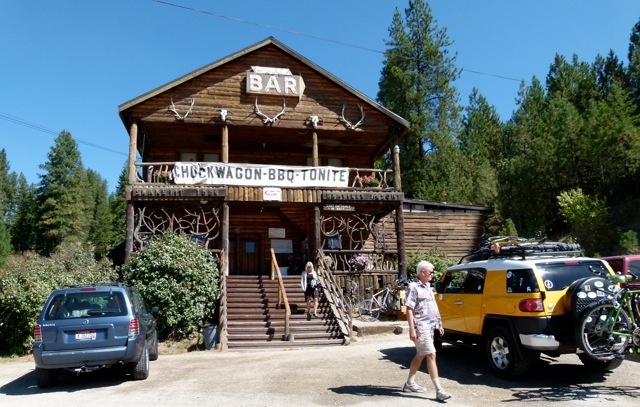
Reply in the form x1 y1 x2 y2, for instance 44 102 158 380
369 299 381 321
349 295 363 318
358 299 376 322
576 303 632 361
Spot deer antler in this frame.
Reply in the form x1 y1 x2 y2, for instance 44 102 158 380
169 98 195 120
339 104 365 130
254 98 286 125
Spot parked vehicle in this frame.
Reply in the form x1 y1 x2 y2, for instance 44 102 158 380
434 237 620 379
600 254 640 290
33 283 159 388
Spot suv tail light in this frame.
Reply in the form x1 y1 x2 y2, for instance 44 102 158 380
128 318 140 338
519 298 544 312
34 324 42 343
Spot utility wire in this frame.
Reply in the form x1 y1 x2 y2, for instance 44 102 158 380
0 111 127 157
151 0 525 84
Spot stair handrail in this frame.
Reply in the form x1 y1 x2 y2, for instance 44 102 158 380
316 250 352 343
270 248 292 340
218 249 228 350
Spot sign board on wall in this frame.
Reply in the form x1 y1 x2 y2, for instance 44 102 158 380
172 162 349 188
263 188 282 201
271 239 293 254
246 66 305 100
268 228 286 238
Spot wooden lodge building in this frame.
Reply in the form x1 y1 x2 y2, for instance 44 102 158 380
118 37 489 349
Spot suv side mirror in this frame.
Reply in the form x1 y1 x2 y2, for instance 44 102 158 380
435 281 445 294
151 306 160 315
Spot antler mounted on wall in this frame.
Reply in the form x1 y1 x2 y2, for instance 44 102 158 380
339 104 365 130
169 98 195 121
254 98 286 125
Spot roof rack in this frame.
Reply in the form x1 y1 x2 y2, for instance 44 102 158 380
459 237 582 263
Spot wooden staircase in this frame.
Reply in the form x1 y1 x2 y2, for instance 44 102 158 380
225 275 347 349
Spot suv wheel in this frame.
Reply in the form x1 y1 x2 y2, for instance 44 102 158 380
129 340 150 380
485 326 529 379
35 367 58 388
149 330 159 361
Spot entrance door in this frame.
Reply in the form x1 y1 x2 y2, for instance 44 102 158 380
230 234 262 275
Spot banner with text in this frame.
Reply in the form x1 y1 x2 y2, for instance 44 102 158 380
172 162 350 188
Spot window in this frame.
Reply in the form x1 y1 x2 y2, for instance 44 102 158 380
180 152 197 162
203 153 220 162
506 269 539 293
463 268 486 293
442 270 467 293
327 158 343 167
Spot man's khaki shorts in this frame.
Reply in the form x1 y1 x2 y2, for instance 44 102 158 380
413 328 436 355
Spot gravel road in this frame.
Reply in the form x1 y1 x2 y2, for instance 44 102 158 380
1 331 639 407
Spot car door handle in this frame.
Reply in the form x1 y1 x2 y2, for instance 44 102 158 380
455 300 463 305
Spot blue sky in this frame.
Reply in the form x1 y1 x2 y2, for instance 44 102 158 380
1 1 639 193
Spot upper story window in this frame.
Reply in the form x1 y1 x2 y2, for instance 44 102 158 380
180 152 197 162
203 153 220 162
307 157 344 167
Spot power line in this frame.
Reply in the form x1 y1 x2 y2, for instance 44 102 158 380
0 111 128 157
151 0 525 84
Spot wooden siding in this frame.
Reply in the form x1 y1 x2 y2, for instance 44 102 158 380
381 211 487 260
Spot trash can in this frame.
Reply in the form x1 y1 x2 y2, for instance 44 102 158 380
203 324 218 350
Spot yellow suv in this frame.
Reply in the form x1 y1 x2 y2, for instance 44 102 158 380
434 240 618 379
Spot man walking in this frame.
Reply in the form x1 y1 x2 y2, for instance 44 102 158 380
403 260 451 401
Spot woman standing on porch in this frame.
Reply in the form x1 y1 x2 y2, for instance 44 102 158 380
300 262 319 318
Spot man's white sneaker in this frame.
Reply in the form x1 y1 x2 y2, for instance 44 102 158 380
436 389 452 401
403 382 426 393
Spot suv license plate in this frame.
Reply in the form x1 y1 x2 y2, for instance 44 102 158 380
75 330 97 341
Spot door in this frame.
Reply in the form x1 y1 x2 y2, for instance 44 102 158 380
230 233 262 275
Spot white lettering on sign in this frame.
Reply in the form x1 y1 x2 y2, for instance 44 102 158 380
173 162 348 188
246 71 305 99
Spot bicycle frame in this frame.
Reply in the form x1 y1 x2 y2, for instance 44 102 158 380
577 274 640 360
357 284 399 322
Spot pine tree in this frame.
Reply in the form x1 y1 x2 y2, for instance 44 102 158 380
10 175 38 252
377 0 462 201
109 162 128 246
458 89 504 206
37 130 91 255
87 169 113 260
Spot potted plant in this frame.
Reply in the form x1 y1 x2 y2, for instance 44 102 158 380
360 174 380 188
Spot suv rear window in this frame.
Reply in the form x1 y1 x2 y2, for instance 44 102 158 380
43 291 128 320
535 260 609 291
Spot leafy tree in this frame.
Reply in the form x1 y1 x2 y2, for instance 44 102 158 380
122 231 220 340
557 188 615 256
377 0 463 201
37 130 91 255
0 243 116 355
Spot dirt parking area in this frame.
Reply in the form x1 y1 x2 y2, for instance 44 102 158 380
1 331 639 407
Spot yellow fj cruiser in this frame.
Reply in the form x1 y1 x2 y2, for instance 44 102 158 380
434 238 619 379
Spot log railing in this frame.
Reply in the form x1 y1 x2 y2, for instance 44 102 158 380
270 248 293 341
316 250 352 343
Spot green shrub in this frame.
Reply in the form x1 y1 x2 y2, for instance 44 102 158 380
0 243 116 356
617 230 640 254
122 231 220 340
406 248 458 282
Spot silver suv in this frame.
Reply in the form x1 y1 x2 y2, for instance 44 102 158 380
33 283 159 388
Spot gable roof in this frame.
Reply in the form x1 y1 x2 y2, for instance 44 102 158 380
119 37 408 129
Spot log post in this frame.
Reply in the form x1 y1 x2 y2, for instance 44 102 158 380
312 131 318 166
222 124 229 163
125 122 138 261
